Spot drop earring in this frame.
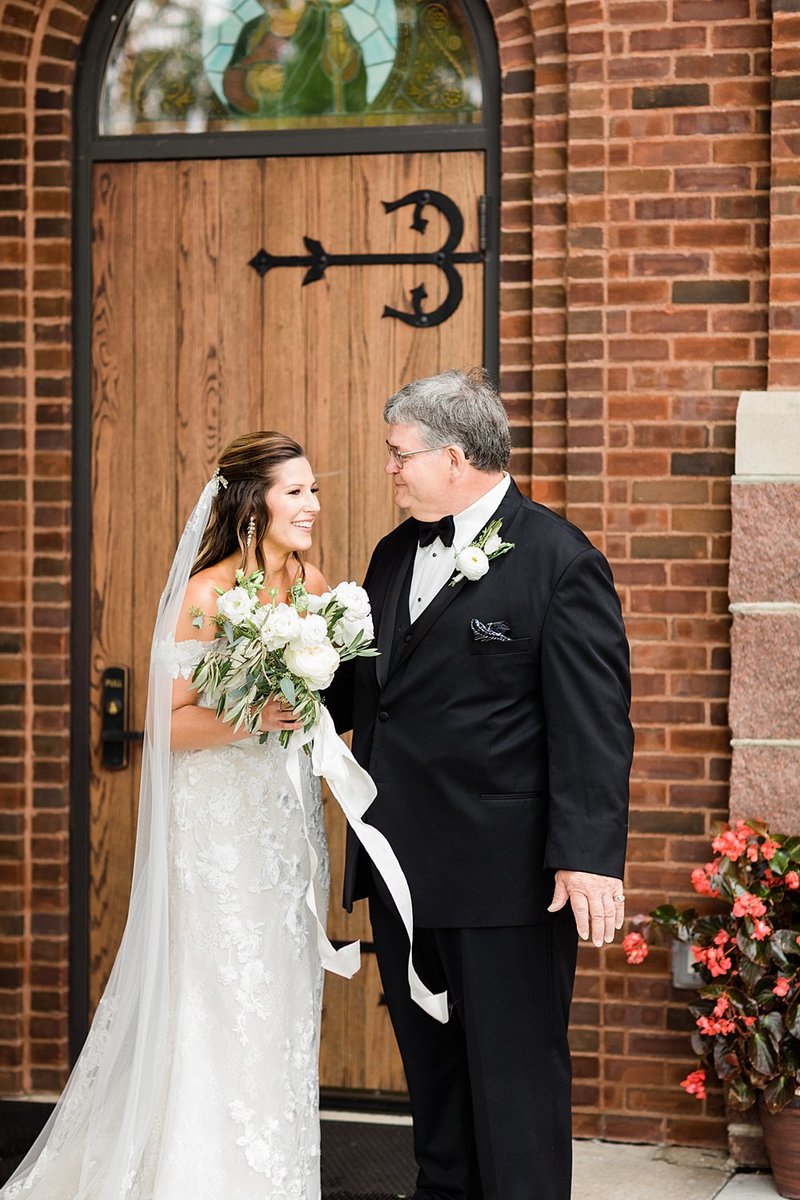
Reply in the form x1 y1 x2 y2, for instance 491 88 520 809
246 515 256 549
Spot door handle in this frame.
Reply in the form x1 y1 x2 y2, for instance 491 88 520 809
100 667 143 770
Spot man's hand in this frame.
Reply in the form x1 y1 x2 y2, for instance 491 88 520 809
548 870 625 947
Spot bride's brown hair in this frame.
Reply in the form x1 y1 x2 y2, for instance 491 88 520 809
192 431 307 579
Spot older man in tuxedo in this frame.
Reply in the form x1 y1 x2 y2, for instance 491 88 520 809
327 369 633 1200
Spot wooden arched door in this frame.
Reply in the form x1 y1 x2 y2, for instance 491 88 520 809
86 149 487 1091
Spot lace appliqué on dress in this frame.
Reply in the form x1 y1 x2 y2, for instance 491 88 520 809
158 636 220 681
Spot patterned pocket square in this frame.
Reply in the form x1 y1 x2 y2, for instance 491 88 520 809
471 618 512 642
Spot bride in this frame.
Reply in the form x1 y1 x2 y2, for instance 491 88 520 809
3 432 338 1200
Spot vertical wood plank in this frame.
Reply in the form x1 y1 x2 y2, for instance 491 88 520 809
262 158 309 448
176 160 223 523
218 159 264 447
89 162 136 1009
132 161 179 754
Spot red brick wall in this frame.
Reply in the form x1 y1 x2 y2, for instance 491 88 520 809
0 0 795 1154
0 0 75 1094
563 0 771 1147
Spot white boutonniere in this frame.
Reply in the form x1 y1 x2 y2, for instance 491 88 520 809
449 518 515 586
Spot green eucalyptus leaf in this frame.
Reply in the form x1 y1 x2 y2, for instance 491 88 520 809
727 1076 756 1110
763 1074 797 1114
280 677 296 706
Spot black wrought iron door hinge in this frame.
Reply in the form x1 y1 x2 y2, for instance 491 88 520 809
248 188 484 329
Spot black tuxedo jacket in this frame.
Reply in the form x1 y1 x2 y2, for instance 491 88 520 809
326 479 633 927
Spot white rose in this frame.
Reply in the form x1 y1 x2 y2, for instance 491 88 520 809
284 642 340 689
334 612 374 647
260 603 303 650
455 545 490 581
216 587 257 625
297 613 329 646
332 581 371 620
306 591 332 614
484 532 502 556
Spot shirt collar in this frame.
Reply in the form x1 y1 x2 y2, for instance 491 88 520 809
452 474 511 551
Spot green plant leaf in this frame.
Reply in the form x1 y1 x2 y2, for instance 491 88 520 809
691 1031 707 1057
747 1031 777 1076
760 1011 785 1050
771 930 800 970
780 1035 800 1075
768 849 791 875
693 916 728 940
782 837 800 863
727 1075 756 1110
280 677 296 706
763 1073 797 1114
737 927 765 964
713 1038 741 1081
738 957 767 991
786 992 800 1039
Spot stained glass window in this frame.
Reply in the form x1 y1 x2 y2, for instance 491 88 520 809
100 0 483 134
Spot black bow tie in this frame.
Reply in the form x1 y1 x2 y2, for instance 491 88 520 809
417 515 455 548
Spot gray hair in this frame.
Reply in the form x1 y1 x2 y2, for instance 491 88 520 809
383 368 511 473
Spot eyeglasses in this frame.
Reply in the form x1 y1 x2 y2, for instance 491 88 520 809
386 444 441 469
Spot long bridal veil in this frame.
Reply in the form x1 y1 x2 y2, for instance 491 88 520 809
2 476 222 1200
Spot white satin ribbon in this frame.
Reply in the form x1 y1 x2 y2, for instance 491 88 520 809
284 706 449 1024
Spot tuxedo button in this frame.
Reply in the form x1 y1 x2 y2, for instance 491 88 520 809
403 632 412 643
378 710 389 722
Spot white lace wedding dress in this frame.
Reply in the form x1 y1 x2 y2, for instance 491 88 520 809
150 638 329 1199
3 637 329 1200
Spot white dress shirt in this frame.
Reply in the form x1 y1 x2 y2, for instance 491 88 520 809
408 474 511 621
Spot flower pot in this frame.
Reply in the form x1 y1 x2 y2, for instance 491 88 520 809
759 1094 800 1199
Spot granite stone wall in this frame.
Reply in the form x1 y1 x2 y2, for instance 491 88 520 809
729 393 800 829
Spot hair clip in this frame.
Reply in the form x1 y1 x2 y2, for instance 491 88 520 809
212 467 229 493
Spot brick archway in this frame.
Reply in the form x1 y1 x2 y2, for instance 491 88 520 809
0 0 540 1094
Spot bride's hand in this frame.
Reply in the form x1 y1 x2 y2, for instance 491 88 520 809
258 696 304 733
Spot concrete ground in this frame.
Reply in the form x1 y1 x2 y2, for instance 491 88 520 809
322 1111 782 1199
572 1140 776 1200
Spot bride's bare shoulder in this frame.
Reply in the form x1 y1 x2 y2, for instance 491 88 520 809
177 566 230 640
302 561 329 597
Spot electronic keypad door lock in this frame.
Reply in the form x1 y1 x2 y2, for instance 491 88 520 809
100 667 143 770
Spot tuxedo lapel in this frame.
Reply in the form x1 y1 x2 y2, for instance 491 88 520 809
375 523 417 690
387 479 526 681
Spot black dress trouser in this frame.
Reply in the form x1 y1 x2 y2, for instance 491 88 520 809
369 885 579 1200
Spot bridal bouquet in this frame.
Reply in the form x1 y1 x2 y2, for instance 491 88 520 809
191 570 377 747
